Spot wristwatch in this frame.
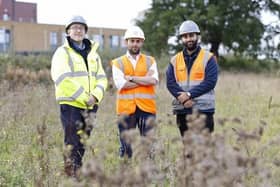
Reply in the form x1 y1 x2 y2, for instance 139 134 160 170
186 92 191 98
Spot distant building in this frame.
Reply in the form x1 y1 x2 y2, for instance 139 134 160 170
0 0 126 54
0 20 126 54
0 0 37 23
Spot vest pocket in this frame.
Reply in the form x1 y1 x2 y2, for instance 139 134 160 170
193 72 204 80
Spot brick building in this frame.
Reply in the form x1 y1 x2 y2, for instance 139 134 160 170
0 0 126 53
0 0 37 22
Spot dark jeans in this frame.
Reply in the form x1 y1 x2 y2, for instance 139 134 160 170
118 107 155 158
176 113 214 136
60 104 98 171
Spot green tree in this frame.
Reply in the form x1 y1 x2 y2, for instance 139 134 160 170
136 0 280 58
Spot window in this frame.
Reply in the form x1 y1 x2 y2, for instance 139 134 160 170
3 13 9 21
2 9 10 21
61 32 67 44
0 29 10 53
110 35 119 48
92 34 104 49
120 36 126 48
50 32 58 50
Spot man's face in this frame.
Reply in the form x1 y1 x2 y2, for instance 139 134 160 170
126 38 144 55
67 23 86 43
181 33 199 51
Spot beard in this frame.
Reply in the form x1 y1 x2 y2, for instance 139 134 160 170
183 40 198 51
128 48 140 55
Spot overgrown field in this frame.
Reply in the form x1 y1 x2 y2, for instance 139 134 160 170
0 72 280 186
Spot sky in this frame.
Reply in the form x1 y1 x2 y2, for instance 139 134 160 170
18 0 279 28
18 0 152 29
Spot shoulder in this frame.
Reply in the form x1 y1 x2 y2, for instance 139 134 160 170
112 55 125 62
84 39 99 52
52 46 68 58
170 51 182 65
145 55 156 64
111 55 125 67
200 48 214 58
170 55 176 63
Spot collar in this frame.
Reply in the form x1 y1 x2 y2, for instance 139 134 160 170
126 51 141 61
64 36 93 52
72 40 85 50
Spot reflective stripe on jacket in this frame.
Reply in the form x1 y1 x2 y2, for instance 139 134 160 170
171 49 215 111
51 39 108 109
112 54 156 115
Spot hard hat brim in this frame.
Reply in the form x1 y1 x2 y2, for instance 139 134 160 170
65 22 88 33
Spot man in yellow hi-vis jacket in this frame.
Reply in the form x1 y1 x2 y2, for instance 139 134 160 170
51 15 107 177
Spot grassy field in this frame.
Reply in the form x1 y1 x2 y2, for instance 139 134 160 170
0 71 280 186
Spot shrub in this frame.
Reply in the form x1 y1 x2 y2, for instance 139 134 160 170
218 55 280 73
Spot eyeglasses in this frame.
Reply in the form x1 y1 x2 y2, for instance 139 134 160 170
69 25 85 31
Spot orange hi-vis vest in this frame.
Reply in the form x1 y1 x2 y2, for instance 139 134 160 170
171 48 215 111
112 54 156 115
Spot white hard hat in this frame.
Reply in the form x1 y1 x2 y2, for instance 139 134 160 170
124 26 145 40
179 20 200 36
65 15 88 33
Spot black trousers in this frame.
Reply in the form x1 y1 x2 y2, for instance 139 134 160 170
60 104 98 171
176 113 214 136
118 107 155 158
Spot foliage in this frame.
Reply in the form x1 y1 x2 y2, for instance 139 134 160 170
1 53 280 88
0 48 125 85
261 21 280 61
0 54 51 73
136 0 280 58
219 55 280 73
1 73 280 186
98 47 126 78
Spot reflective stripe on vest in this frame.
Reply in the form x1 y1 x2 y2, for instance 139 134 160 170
117 93 156 99
114 55 156 114
55 45 106 103
56 86 84 102
174 49 215 111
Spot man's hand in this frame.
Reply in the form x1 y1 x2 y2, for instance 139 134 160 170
183 99 194 108
86 95 96 106
177 92 190 104
124 75 133 82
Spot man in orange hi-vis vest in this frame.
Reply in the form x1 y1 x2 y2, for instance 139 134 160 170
166 20 219 137
111 26 159 158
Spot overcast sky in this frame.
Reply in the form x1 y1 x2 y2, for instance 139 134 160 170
18 0 152 29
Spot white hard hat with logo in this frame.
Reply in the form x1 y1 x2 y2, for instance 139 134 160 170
65 15 88 33
124 26 145 40
179 20 200 36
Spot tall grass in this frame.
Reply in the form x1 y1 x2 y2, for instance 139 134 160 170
0 70 280 186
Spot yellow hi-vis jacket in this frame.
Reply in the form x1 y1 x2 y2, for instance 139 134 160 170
112 54 156 115
171 49 215 111
51 39 108 109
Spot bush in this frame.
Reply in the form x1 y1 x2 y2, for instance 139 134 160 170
1 52 279 87
219 55 280 73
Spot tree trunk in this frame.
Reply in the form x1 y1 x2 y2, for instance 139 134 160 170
210 41 220 58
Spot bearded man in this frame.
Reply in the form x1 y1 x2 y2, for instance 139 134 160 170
166 20 219 136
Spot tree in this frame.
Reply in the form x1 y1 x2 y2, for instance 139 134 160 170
136 0 280 58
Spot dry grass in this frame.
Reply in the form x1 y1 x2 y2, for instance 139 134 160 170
0 71 280 186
